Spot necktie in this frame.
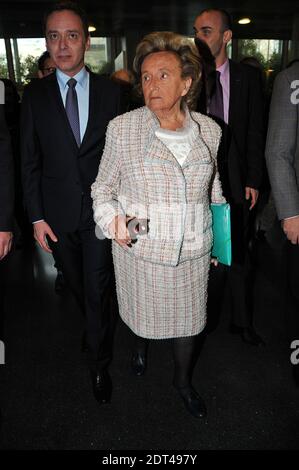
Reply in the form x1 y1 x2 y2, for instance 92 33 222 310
66 78 81 147
209 71 224 122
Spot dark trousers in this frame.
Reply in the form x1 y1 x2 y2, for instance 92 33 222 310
208 259 254 329
0 260 6 430
208 202 255 330
52 250 63 272
285 242 299 343
0 262 5 342
266 220 299 343
49 197 113 371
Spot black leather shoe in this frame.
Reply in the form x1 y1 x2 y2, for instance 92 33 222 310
231 325 265 346
55 271 65 294
91 369 112 404
176 385 207 419
131 352 146 376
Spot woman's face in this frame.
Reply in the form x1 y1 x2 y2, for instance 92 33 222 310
141 51 192 113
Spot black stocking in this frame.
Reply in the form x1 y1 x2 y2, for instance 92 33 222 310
132 333 149 356
172 335 198 389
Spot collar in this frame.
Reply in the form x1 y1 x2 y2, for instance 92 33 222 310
56 66 89 90
144 104 199 146
217 58 229 75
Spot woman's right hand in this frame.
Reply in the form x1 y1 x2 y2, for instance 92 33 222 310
108 215 132 247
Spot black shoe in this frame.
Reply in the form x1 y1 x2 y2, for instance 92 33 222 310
55 271 65 294
175 385 207 419
231 325 265 346
91 369 112 404
131 352 147 376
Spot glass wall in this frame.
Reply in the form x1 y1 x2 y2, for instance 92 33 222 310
0 39 9 78
85 37 111 74
2 36 111 85
237 39 283 93
11 38 45 83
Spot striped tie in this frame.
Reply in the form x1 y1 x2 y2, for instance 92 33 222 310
66 78 81 147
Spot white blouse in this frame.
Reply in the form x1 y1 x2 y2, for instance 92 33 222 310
155 125 196 166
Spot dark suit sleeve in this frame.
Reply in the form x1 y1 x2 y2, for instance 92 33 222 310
245 67 265 189
115 82 125 116
20 85 44 223
0 104 14 231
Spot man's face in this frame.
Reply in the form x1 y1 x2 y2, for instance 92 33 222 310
38 56 56 78
193 11 226 59
46 10 90 76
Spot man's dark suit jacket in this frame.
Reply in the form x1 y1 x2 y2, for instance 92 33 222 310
219 60 264 206
21 71 121 233
198 60 265 263
0 104 14 232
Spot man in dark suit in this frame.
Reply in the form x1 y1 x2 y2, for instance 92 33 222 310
194 9 265 344
21 2 121 404
37 51 67 295
266 61 299 386
0 88 14 322
0 98 14 261
0 90 14 427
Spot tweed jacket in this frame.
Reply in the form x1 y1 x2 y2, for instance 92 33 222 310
91 106 225 266
266 62 299 220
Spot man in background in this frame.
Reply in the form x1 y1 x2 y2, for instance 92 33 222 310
0 85 14 428
194 9 265 344
266 61 299 386
37 51 56 78
21 2 121 404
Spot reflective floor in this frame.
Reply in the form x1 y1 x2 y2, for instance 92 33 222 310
0 236 298 450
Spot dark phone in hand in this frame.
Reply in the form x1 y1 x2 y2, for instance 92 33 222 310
126 217 150 244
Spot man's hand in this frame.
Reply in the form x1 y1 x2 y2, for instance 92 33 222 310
33 221 58 253
108 215 132 247
282 216 299 245
0 231 13 260
245 187 259 210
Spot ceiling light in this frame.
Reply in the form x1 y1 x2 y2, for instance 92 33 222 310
88 25 96 32
238 18 251 25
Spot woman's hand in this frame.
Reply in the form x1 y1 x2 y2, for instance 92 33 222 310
108 215 132 247
211 258 218 267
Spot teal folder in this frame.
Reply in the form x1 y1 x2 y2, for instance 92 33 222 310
210 203 232 266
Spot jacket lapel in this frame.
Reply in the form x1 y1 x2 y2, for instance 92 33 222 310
228 60 242 127
142 106 212 168
79 71 96 151
143 107 181 166
182 112 212 168
183 138 212 168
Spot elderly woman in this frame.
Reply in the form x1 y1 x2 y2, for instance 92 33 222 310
91 32 225 419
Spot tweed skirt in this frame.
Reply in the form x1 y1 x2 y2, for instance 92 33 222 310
112 242 211 339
